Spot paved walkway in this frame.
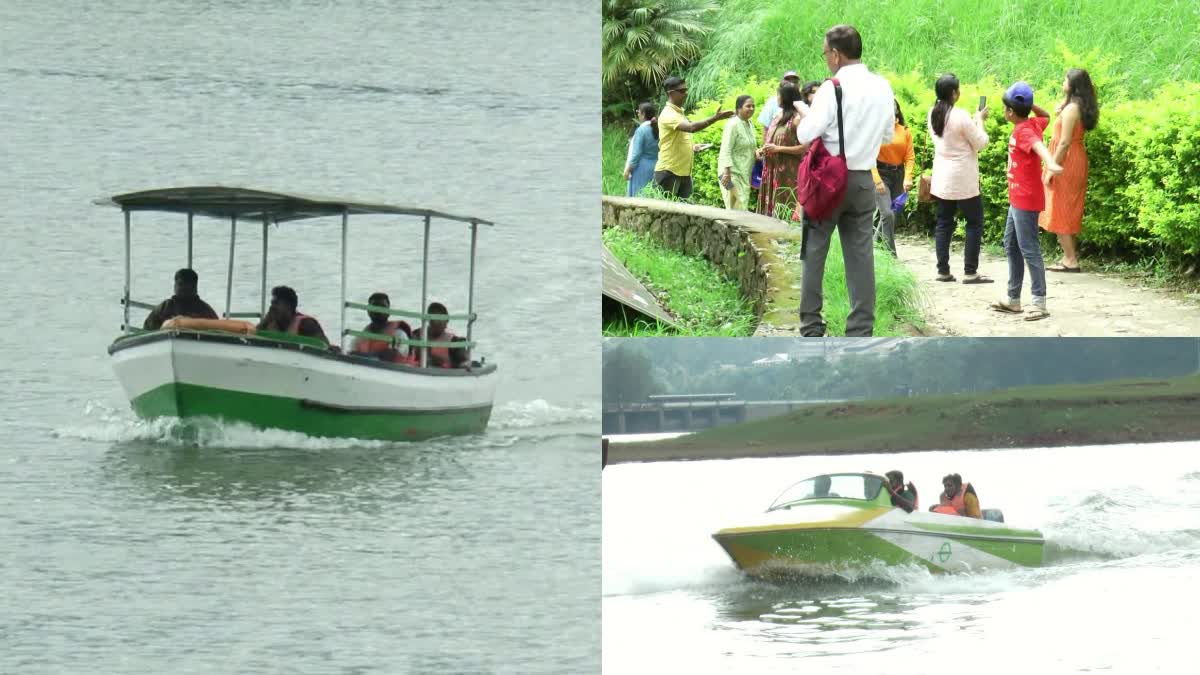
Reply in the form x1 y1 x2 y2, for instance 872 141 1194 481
896 237 1200 336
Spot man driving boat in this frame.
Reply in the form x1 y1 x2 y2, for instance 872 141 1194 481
143 268 218 329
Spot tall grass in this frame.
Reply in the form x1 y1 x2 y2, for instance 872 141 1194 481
602 126 631 196
786 238 926 337
603 227 756 336
683 0 1200 100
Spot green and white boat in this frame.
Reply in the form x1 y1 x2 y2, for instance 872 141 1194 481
713 472 1044 576
104 186 497 441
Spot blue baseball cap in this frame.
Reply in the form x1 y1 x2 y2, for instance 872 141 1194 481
1003 81 1034 109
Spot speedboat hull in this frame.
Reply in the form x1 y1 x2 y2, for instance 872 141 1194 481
714 501 1044 576
109 330 497 440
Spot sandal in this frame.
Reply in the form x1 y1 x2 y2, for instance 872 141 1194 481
990 299 1022 314
1047 263 1081 273
962 274 994 284
1024 307 1050 321
936 273 956 282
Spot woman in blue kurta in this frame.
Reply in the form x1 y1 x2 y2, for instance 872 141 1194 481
624 102 659 197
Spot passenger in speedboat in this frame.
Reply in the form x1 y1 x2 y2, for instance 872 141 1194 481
811 475 841 498
143 268 218 330
930 473 981 518
257 285 330 346
885 470 918 512
412 302 467 368
350 292 414 363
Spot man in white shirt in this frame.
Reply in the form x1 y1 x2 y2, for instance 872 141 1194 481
758 70 800 129
794 24 895 337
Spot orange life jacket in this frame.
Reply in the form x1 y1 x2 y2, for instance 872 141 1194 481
424 329 456 368
353 321 407 355
936 487 967 516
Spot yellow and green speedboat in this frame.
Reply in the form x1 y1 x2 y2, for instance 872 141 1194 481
713 473 1044 576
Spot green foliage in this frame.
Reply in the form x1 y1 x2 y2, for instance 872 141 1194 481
601 340 663 403
602 227 756 336
635 337 1200 401
603 125 631 196
602 0 718 119
618 61 1200 267
681 0 1200 102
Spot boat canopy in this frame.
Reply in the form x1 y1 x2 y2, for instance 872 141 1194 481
96 186 494 226
107 185 490 366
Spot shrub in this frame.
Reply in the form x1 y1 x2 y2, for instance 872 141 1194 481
669 61 1200 268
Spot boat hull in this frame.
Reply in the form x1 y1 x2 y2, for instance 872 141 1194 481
109 331 497 440
714 505 1044 576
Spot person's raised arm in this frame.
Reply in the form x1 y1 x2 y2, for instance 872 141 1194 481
795 81 836 145
1031 103 1051 119
676 105 734 133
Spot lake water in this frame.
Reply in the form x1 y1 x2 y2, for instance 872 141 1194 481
0 1 599 672
604 442 1200 673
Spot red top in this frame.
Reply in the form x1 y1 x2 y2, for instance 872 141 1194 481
1007 116 1049 212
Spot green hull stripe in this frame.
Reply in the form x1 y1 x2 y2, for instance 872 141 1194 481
910 521 1043 540
716 529 940 571
717 526 1042 570
131 382 491 440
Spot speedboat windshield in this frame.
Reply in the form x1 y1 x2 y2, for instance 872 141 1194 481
767 474 885 511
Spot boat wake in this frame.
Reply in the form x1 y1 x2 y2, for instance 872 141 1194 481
53 398 596 450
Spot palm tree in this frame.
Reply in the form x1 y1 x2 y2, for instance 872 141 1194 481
602 0 717 111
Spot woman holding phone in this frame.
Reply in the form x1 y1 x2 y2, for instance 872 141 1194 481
928 73 992 284
756 81 807 221
1040 68 1099 272
717 95 759 210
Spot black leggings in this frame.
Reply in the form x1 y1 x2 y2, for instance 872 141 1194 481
934 195 984 275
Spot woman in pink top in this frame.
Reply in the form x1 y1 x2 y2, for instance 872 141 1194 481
928 73 992 284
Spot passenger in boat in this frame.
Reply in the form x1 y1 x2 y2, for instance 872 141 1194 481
350 292 414 363
257 285 330 346
930 473 981 518
811 475 841 498
411 302 467 368
143 268 219 330
884 470 918 512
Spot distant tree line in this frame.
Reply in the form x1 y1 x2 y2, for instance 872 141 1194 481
602 338 1200 403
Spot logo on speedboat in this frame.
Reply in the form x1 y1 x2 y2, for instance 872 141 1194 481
936 542 952 563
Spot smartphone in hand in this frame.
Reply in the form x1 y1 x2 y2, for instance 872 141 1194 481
978 95 987 111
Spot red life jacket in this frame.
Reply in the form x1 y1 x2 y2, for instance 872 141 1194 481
286 312 311 335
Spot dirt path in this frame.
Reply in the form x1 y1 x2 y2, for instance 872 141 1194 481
896 237 1200 336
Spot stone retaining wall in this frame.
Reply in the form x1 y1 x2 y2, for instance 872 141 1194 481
601 196 802 333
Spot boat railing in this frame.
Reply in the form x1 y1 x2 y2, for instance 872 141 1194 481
342 301 478 360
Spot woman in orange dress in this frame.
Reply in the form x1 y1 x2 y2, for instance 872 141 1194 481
1040 68 1099 272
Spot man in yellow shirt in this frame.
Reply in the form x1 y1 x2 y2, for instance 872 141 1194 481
654 75 733 199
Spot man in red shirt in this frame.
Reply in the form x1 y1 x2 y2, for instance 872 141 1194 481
990 81 1063 321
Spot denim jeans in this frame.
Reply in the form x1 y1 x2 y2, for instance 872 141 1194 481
1003 205 1046 303
933 195 984 275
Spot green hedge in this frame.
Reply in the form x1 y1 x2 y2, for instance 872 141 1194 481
674 47 1200 267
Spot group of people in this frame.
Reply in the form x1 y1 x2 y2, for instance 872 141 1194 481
142 268 467 368
884 471 982 518
623 23 1097 332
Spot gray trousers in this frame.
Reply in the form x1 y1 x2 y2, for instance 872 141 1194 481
800 170 877 337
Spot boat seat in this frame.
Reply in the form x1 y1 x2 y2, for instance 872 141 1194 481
981 509 1005 523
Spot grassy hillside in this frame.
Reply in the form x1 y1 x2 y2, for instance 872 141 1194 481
609 373 1200 463
684 0 1200 101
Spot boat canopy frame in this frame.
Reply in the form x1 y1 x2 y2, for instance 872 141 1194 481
101 186 493 368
